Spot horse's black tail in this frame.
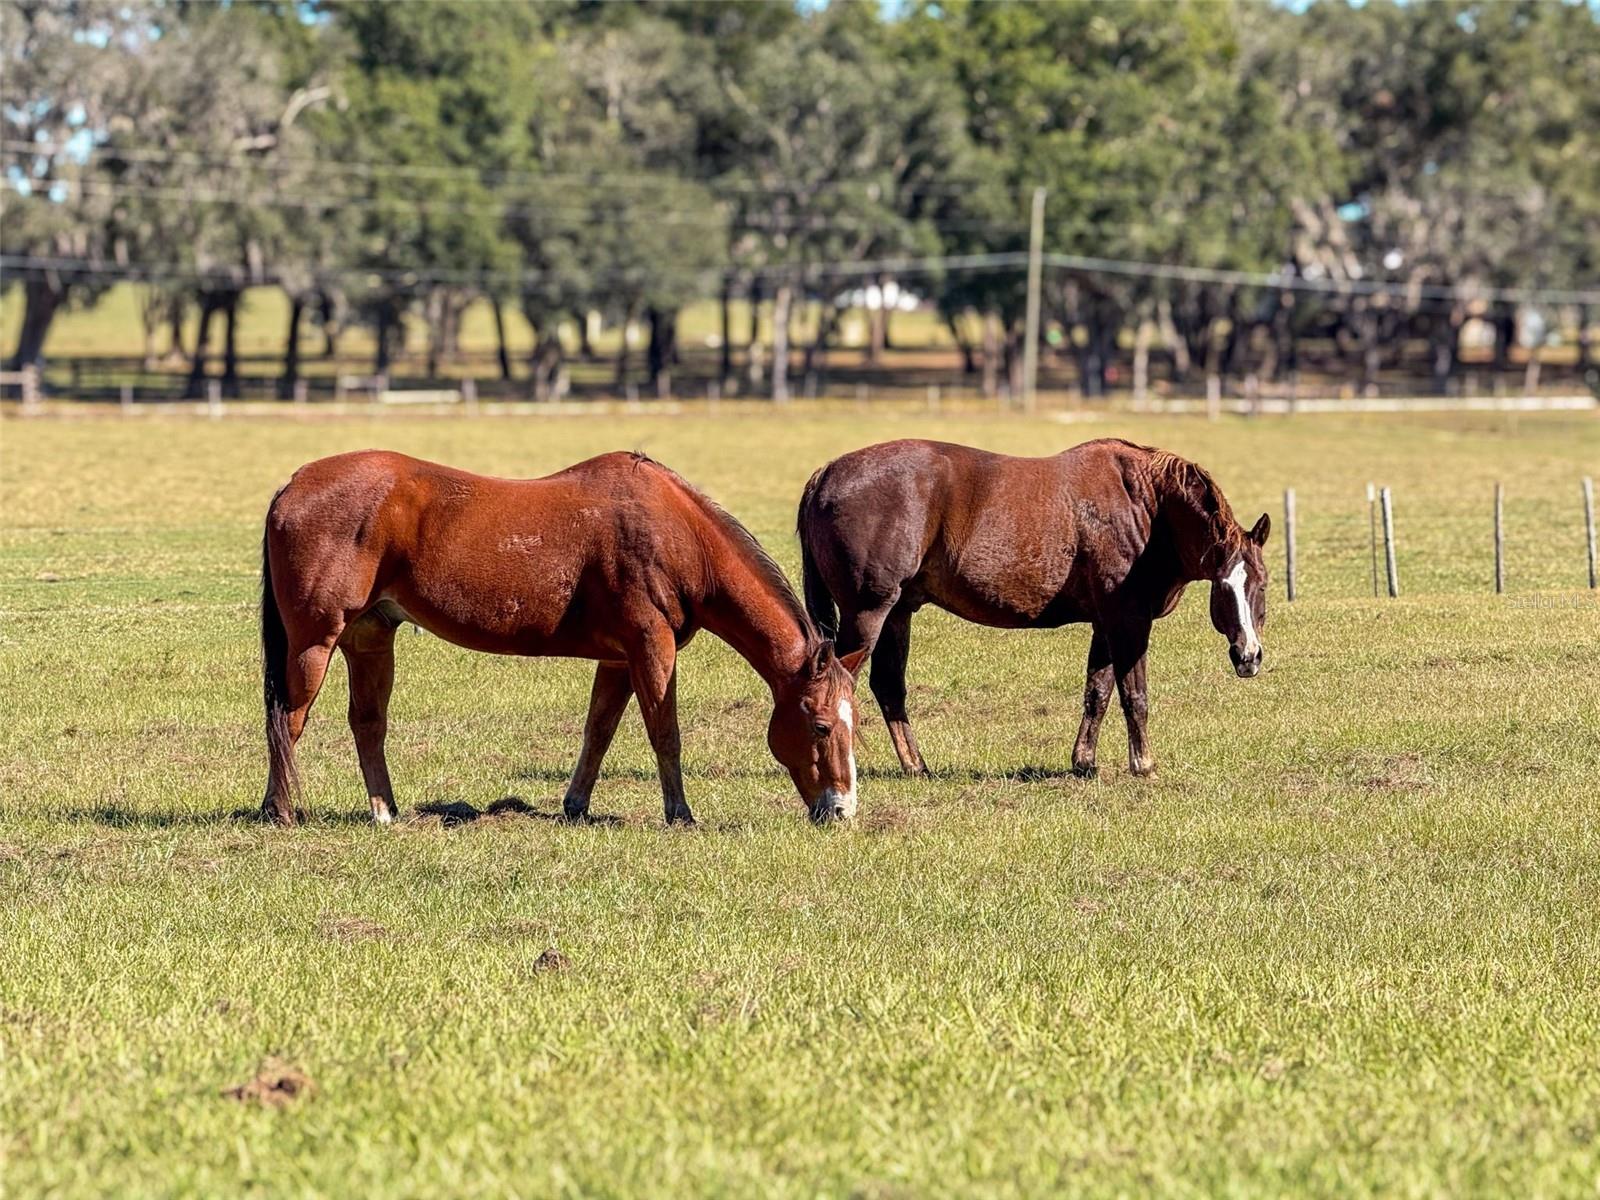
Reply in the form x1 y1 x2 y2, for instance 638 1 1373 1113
261 499 298 811
797 467 838 640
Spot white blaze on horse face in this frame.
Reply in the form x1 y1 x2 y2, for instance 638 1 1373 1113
822 698 858 819
1224 560 1259 658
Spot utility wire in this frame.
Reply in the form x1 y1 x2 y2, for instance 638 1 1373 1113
1041 253 1600 307
4 249 1596 305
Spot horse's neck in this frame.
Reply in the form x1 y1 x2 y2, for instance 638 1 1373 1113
1156 484 1226 581
692 528 809 691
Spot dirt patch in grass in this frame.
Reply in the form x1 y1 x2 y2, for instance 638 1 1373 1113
532 948 570 973
860 804 920 834
1352 752 1434 792
473 918 553 943
320 915 390 942
222 1058 314 1107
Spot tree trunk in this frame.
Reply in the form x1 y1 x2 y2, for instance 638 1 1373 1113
320 292 340 357
186 294 219 398
771 282 793 403
745 280 765 391
880 277 895 351
1492 305 1516 381
165 299 187 365
647 306 678 399
492 297 512 381
424 290 444 379
803 301 839 381
1157 297 1190 382
866 273 887 366
719 277 733 388
1577 304 1591 370
5 277 64 371
529 329 562 401
279 294 304 399
946 310 977 375
1523 348 1542 397
140 289 162 370
575 311 595 361
1361 307 1381 398
1132 317 1152 403
221 294 242 398
615 304 637 391
1003 321 1025 397
1430 308 1461 396
375 302 394 375
1074 301 1115 400
980 312 1000 399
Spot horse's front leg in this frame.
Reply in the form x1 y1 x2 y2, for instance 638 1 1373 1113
1071 627 1114 779
563 663 634 820
1109 620 1156 777
629 629 693 825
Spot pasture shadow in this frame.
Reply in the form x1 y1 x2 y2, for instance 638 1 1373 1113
512 763 783 784
56 805 375 829
412 796 624 829
858 763 1082 784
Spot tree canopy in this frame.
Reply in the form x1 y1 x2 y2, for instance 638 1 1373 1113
3 0 1596 397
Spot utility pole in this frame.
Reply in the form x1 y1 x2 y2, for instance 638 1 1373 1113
1022 186 1046 414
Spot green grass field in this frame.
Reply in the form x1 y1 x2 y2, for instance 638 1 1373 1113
2 408 1598 1197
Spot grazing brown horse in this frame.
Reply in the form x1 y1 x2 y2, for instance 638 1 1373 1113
797 438 1269 779
261 450 865 827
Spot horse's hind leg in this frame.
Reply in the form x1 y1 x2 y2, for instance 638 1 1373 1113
868 605 927 776
1071 628 1114 779
563 663 634 821
340 614 398 824
262 634 338 826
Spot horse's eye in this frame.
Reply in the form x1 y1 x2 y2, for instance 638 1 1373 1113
812 721 832 738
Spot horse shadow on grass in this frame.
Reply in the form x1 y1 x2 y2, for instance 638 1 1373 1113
57 805 375 829
858 763 1083 783
57 796 663 831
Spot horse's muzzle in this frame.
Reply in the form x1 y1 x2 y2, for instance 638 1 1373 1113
810 788 856 824
1230 646 1263 678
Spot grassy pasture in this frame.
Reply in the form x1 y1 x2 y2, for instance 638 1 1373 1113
1 407 1598 1197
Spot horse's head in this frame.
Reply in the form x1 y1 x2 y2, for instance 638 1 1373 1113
1208 513 1271 678
768 641 867 823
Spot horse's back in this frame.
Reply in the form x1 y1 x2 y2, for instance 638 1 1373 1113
803 438 1154 627
265 449 706 655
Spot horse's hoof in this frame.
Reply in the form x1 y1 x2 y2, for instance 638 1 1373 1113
1070 763 1098 781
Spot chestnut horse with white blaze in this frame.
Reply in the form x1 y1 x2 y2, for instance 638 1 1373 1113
261 450 864 827
797 438 1269 779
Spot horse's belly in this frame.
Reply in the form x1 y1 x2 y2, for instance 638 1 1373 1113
381 556 601 657
922 568 1081 629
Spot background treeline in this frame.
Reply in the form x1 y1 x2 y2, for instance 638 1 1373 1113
3 0 1598 401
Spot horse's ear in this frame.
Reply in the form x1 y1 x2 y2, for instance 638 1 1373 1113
809 642 832 679
1249 513 1271 546
837 647 868 679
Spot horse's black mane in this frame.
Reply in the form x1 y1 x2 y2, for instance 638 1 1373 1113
631 453 821 646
